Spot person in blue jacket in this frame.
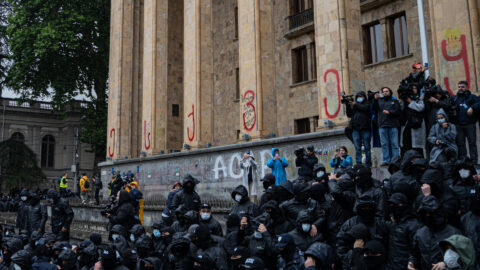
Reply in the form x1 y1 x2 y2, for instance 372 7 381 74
329 146 353 169
267 148 289 185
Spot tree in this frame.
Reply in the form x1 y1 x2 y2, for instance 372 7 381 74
0 139 45 189
0 1 11 92
6 0 110 166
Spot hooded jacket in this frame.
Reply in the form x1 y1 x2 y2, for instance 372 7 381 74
387 150 424 200
229 185 260 219
288 210 324 251
428 108 458 164
440 234 476 270
262 200 294 236
49 191 74 232
346 91 371 131
373 92 401 128
410 196 461 270
170 175 201 213
303 242 335 270
266 148 289 185
26 194 47 234
15 189 29 230
295 151 318 179
109 190 136 231
460 211 480 267
449 161 477 213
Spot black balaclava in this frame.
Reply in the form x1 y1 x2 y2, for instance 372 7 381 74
58 249 77 270
310 183 327 203
195 224 212 250
122 249 138 270
293 183 310 204
363 240 386 270
355 168 373 189
280 242 296 261
388 193 409 221
357 204 376 225
420 210 446 231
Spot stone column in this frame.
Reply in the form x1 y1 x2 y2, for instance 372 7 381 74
238 0 276 139
428 0 480 94
183 0 213 148
106 0 134 160
141 0 168 155
313 0 364 126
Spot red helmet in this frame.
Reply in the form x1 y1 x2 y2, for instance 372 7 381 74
412 62 423 71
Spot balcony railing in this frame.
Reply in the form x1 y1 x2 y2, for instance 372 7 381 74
288 8 314 30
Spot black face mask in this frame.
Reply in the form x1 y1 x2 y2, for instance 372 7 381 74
230 258 243 270
421 212 445 230
279 245 295 260
363 255 385 270
390 205 407 221
356 176 372 189
195 238 211 250
411 167 426 179
263 181 271 190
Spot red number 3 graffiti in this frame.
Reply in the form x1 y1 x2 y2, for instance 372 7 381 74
108 128 115 158
187 104 195 142
323 69 341 119
243 90 256 131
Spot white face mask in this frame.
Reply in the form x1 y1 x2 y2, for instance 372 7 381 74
316 171 325 178
112 234 120 241
253 231 262 239
301 224 311 233
130 234 135 242
444 249 461 268
235 194 242 202
356 97 364 103
20 196 27 201
459 169 470 179
201 213 211 221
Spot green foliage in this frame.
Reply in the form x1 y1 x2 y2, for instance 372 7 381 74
0 1 11 89
6 0 110 158
0 139 45 188
81 97 107 158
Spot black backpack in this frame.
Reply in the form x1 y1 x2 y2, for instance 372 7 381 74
84 180 90 189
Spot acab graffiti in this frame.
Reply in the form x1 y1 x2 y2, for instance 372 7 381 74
440 28 470 95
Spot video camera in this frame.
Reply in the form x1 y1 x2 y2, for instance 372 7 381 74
367 90 379 101
100 196 117 217
340 91 355 104
294 147 307 158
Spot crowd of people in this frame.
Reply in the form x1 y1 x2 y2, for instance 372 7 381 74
0 63 479 269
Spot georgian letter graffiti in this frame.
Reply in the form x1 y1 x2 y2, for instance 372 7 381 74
108 128 115 158
144 121 151 150
187 104 195 142
441 30 470 95
242 90 256 131
323 69 341 119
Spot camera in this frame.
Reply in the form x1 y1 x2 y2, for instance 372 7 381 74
294 147 307 157
367 90 379 101
340 91 355 104
100 196 117 217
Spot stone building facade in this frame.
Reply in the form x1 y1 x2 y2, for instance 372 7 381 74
0 98 95 188
107 0 480 160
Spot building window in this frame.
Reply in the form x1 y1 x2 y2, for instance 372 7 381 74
41 135 55 168
235 67 240 100
11 132 25 143
388 13 408 58
292 46 308 83
310 43 317 80
295 118 311 134
363 22 384 64
234 6 238 39
172 104 179 117
290 0 306 15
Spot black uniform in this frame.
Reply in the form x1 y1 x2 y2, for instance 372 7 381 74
47 189 74 241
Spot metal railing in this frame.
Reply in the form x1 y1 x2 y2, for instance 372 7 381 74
288 8 314 30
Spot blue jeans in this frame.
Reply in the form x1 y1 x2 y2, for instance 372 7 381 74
379 127 399 164
352 130 372 167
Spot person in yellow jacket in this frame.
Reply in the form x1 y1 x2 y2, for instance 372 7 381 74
79 173 91 204
59 173 68 198
128 181 144 225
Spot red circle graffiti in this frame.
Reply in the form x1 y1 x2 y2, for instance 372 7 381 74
187 104 195 142
144 120 151 150
242 90 256 131
108 128 115 158
323 69 341 119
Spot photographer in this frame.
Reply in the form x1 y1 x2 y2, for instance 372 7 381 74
373 87 401 166
449 81 479 164
295 146 318 180
346 91 372 167
399 83 426 156
106 190 137 232
427 109 457 165
329 146 353 169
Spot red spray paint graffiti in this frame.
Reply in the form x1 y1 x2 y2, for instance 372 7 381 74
108 128 115 158
441 34 470 95
323 69 341 119
144 121 151 150
187 104 195 142
242 90 256 131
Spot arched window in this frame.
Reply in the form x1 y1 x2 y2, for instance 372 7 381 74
41 135 55 168
11 132 25 143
